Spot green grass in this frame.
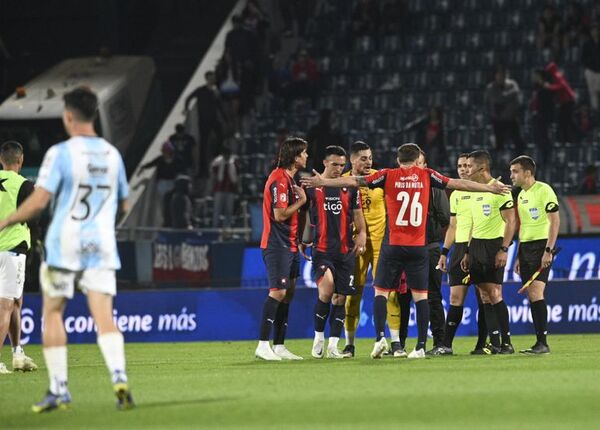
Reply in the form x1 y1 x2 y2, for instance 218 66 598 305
1 335 600 429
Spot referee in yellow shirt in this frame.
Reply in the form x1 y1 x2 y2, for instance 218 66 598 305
510 156 559 354
461 150 516 354
342 142 387 357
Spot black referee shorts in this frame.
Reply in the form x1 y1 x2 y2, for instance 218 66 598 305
519 239 550 284
312 251 357 295
448 242 470 286
469 238 504 285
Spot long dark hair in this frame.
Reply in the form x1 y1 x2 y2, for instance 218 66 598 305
278 137 307 168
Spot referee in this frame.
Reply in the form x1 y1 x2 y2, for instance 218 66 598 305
461 150 516 354
510 156 559 354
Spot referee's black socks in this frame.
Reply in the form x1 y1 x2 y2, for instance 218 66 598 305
374 296 387 341
314 299 331 333
493 300 512 345
531 299 548 345
476 299 488 349
483 303 501 348
260 297 281 341
443 305 464 348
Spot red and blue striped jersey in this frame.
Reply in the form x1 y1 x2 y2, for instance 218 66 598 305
306 186 361 254
261 168 299 251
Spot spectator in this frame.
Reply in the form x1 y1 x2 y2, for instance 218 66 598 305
351 0 380 38
416 106 446 170
241 0 270 43
592 0 600 25
562 2 588 49
582 24 600 114
578 165 598 194
138 141 180 226
484 66 526 154
166 175 194 229
288 49 319 109
184 71 226 175
209 146 239 228
169 123 196 175
306 109 344 171
225 15 259 67
544 62 580 144
268 55 292 108
537 5 561 52
530 69 555 165
216 49 242 135
577 103 592 138
279 0 312 38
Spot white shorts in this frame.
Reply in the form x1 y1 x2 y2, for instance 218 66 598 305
40 262 117 299
0 251 26 300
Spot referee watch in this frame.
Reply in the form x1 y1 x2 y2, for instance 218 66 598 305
499 245 509 253
545 247 557 255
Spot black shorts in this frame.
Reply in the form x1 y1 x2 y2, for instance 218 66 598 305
469 238 504 285
262 248 300 290
448 242 470 286
519 240 550 284
312 251 357 295
373 244 429 292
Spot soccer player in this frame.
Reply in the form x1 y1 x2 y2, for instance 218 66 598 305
510 156 559 354
341 141 386 358
433 154 489 355
301 144 510 359
255 137 308 361
0 87 134 412
460 150 516 354
0 141 38 374
301 145 367 359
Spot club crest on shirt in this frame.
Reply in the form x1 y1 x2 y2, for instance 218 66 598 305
529 207 540 220
482 204 491 216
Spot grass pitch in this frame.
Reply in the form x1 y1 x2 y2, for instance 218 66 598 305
1 334 600 429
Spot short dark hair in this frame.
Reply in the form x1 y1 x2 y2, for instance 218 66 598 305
457 152 470 159
63 86 98 122
205 70 215 80
175 123 185 133
397 143 422 163
510 155 536 175
278 137 307 168
468 150 492 170
0 140 24 165
350 141 370 155
324 145 346 158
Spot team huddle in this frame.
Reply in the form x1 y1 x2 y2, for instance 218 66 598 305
256 138 559 360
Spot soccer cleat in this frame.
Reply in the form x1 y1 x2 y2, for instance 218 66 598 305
341 344 355 358
255 343 282 361
311 338 324 359
482 344 501 355
391 342 407 358
427 346 453 356
0 362 12 374
32 390 72 413
113 381 135 410
326 346 345 359
499 343 515 355
470 345 487 355
520 342 551 355
273 345 303 360
13 353 38 372
370 338 388 359
408 348 426 359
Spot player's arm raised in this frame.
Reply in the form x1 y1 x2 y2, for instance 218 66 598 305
274 185 307 222
447 177 511 195
496 203 517 268
300 170 363 189
0 186 52 231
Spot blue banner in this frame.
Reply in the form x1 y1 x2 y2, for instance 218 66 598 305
241 235 600 288
15 281 600 345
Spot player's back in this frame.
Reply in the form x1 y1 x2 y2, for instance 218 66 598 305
376 166 447 247
38 136 128 271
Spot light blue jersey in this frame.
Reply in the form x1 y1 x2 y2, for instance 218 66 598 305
36 136 128 271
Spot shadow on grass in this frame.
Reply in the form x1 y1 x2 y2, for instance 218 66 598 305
140 396 239 409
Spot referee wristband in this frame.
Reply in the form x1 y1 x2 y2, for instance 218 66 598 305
464 247 469 254
441 247 450 256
